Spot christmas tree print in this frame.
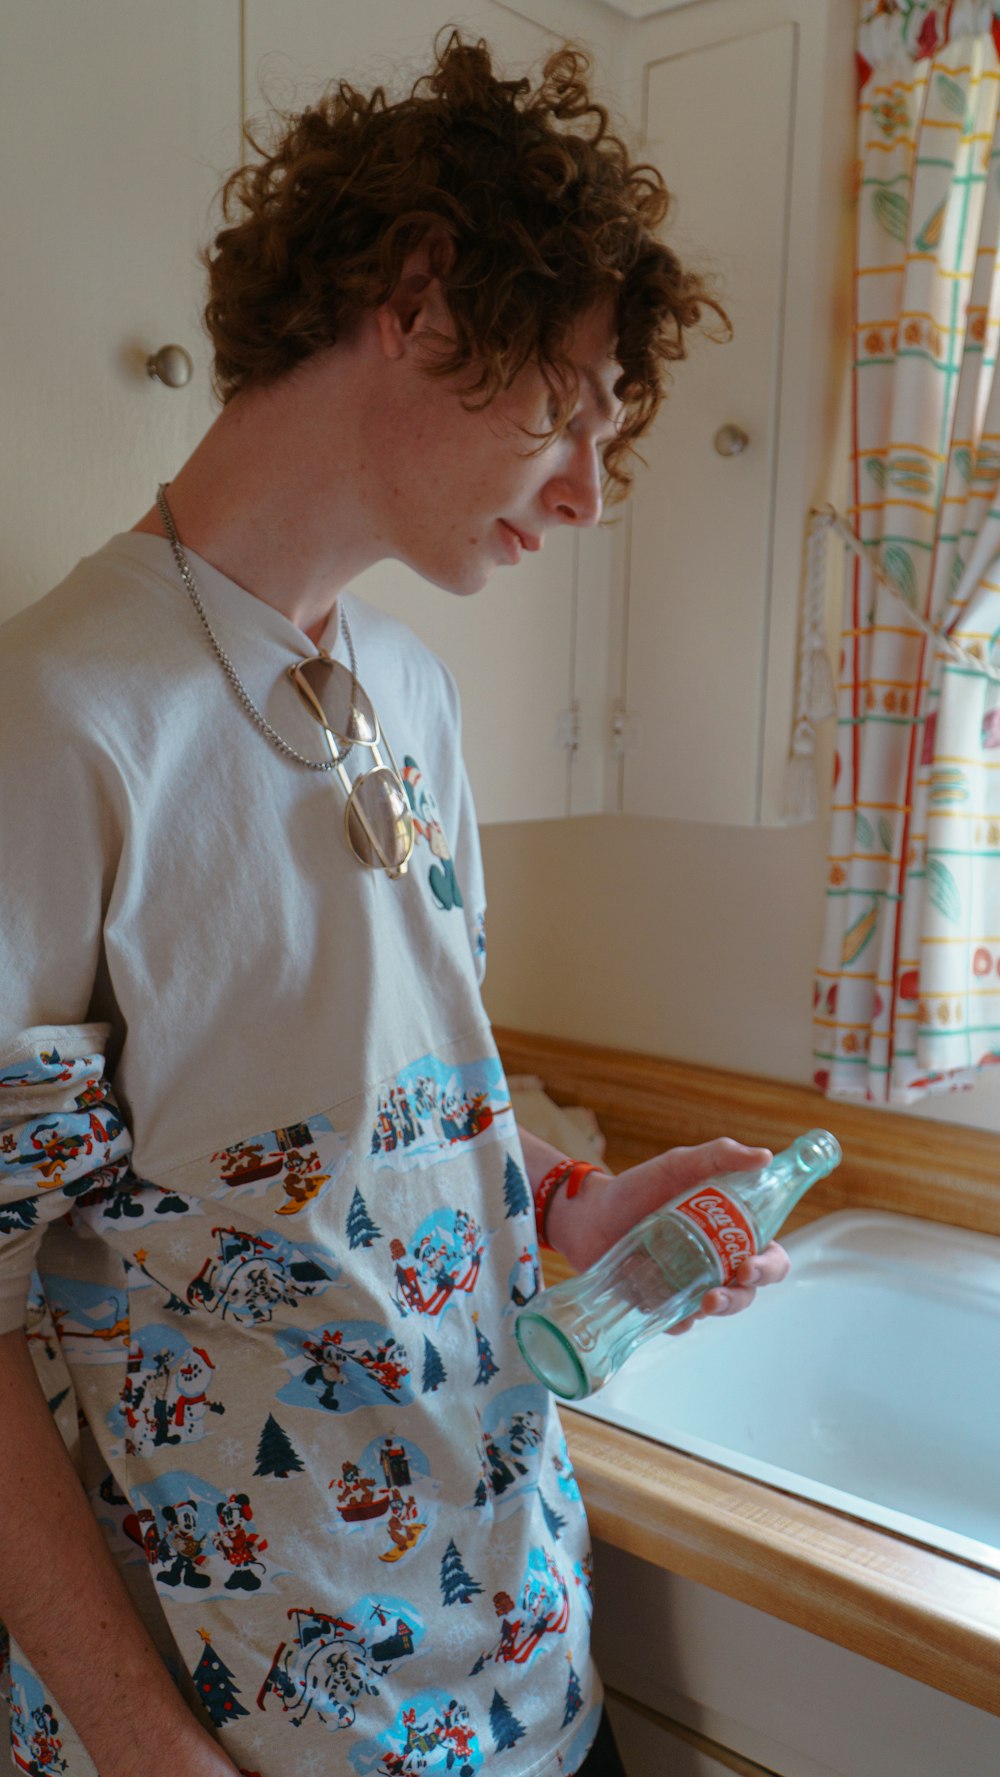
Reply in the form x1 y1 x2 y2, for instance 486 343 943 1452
539 1489 566 1541
422 1335 447 1393
489 1689 526 1752
439 1538 483 1605
346 1185 381 1249
254 1413 304 1478
192 1629 249 1727
502 1154 531 1218
562 1661 583 1725
472 1314 499 1386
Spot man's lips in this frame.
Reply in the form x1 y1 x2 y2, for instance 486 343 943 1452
499 520 542 554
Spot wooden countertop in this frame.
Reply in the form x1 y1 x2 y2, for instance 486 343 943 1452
495 1027 1000 1719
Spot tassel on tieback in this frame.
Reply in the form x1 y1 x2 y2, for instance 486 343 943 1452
783 508 837 824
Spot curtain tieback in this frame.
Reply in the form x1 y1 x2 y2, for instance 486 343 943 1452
784 505 1000 825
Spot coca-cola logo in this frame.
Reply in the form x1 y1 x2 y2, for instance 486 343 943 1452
673 1187 756 1281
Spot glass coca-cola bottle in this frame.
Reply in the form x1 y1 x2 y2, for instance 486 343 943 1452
515 1130 842 1400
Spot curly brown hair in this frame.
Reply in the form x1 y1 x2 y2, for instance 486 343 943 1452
203 32 729 500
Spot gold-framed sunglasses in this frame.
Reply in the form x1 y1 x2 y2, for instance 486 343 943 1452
288 653 414 879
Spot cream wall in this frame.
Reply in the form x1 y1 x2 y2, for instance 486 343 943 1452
479 790 1000 1138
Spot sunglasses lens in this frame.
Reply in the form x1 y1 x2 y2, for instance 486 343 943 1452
346 768 414 873
294 655 378 744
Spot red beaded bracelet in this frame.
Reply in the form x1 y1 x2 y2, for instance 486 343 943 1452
533 1159 604 1252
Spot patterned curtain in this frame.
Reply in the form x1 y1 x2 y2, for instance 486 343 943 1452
815 5 1000 1104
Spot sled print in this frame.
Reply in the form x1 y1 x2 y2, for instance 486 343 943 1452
209 1115 349 1216
470 1545 570 1675
390 1206 484 1319
275 1319 414 1416
130 1469 281 1598
326 1433 438 1566
350 1687 483 1775
369 1055 513 1173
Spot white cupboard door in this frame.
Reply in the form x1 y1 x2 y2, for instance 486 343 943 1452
605 1692 779 1777
243 0 617 822
0 3 241 620
620 23 796 823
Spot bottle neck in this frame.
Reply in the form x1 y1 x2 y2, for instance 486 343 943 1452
744 1131 841 1247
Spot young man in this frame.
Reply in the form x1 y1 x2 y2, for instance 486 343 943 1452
0 36 788 1777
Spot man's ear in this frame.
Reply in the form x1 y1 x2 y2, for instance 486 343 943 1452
375 233 455 361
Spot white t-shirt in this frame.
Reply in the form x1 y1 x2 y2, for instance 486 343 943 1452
0 535 601 1777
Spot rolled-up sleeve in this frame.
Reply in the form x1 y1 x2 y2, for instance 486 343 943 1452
0 613 133 1332
0 1025 132 1333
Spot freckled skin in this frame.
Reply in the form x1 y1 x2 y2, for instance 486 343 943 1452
363 300 623 598
129 272 622 637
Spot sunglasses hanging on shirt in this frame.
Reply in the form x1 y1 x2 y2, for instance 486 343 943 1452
156 483 414 881
287 653 414 878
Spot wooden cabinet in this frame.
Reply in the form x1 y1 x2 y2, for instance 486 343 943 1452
606 1689 777 1775
611 0 854 824
0 3 241 611
591 1540 1000 1777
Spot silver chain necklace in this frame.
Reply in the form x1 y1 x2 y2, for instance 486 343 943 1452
155 483 358 772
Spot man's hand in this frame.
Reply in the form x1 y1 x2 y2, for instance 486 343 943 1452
545 1138 791 1331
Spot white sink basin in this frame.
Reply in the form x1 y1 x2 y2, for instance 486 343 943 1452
569 1209 1000 1573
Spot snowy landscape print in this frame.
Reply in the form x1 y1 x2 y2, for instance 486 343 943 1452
369 1055 514 1173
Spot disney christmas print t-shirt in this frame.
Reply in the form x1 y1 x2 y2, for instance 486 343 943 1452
0 535 601 1777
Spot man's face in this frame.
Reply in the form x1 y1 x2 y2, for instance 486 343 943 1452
372 302 623 596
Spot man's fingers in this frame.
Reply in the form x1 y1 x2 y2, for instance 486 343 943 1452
666 1315 697 1336
699 1139 772 1176
732 1241 790 1289
666 1241 792 1335
700 1287 748 1316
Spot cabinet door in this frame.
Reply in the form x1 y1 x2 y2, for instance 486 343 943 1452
619 21 796 824
606 1692 779 1777
0 3 241 618
244 0 618 822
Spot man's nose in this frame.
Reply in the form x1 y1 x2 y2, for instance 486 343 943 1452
545 450 603 528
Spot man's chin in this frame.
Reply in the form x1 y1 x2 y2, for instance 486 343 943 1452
426 562 496 598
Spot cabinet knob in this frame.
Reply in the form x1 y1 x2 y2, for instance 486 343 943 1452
713 423 749 457
146 344 194 388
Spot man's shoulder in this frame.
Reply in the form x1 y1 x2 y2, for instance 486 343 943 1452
1 534 177 679
345 593 461 719
0 535 181 724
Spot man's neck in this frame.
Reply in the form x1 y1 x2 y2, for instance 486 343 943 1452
132 347 387 644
